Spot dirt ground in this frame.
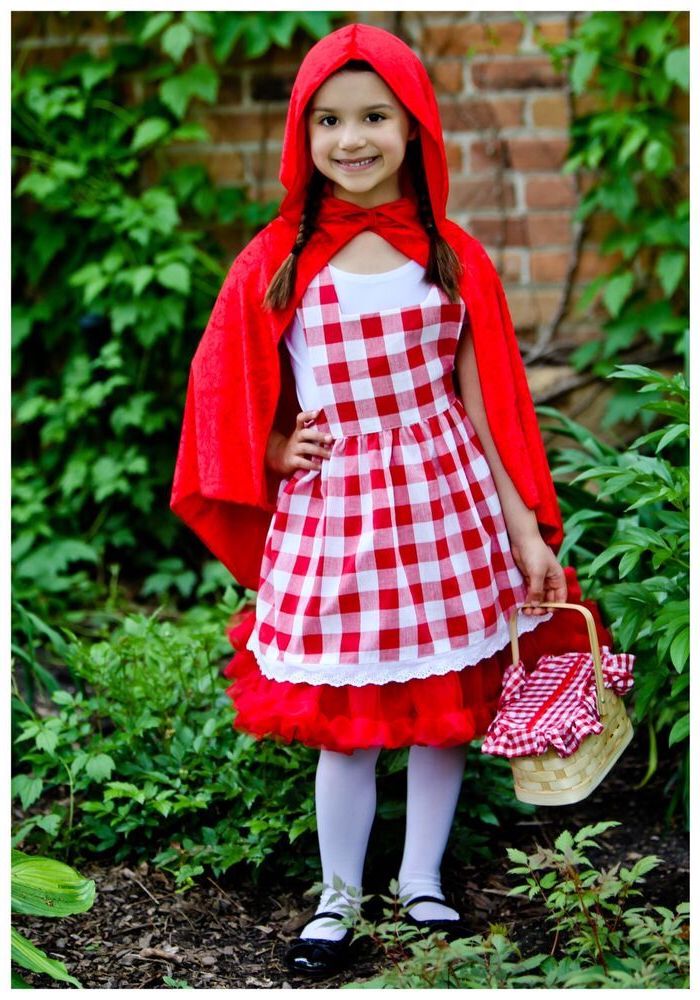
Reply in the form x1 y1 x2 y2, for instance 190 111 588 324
15 739 689 989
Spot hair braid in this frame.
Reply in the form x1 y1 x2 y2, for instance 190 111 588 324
405 141 462 303
264 168 327 311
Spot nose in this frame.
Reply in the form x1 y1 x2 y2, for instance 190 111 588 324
337 123 366 151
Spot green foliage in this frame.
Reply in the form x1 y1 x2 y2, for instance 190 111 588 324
538 12 688 408
11 11 346 630
539 364 688 821
344 824 689 988
11 849 96 988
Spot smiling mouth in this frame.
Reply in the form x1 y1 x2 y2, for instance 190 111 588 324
333 156 379 170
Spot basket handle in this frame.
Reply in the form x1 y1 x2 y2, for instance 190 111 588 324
508 602 607 718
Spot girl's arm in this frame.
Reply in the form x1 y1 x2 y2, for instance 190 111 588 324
454 323 567 612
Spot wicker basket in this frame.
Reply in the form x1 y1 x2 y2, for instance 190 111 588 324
507 602 634 806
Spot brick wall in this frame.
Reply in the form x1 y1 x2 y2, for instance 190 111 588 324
12 11 689 425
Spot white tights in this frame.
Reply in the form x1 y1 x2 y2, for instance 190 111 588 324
301 744 468 941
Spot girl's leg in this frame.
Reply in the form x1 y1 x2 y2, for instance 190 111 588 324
301 746 381 941
398 744 468 920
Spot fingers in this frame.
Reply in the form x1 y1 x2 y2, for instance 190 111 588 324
293 410 333 469
523 565 546 616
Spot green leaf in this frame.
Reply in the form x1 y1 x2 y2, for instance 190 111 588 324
11 852 96 917
11 927 82 987
159 64 219 118
161 22 193 64
655 250 687 297
571 49 598 94
157 262 190 294
86 753 115 782
668 714 689 747
602 272 634 317
138 11 173 42
11 775 44 810
643 139 675 176
669 629 689 673
131 117 170 151
664 46 689 91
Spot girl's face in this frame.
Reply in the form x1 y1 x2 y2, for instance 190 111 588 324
307 70 417 208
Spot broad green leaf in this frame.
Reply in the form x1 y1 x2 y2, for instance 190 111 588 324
138 11 173 42
664 46 689 91
161 22 193 64
159 64 218 118
11 927 81 987
571 49 598 94
602 272 634 318
11 852 96 917
86 753 115 782
11 775 44 811
131 117 170 151
655 250 687 297
668 713 689 747
643 139 675 176
157 262 190 294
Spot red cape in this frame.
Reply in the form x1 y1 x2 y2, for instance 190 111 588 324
171 23 563 591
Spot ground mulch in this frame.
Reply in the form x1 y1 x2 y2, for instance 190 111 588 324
14 738 688 989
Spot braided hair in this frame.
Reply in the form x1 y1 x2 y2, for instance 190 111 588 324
404 139 462 303
263 166 326 310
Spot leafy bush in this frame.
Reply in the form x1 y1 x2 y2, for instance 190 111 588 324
12 594 533 886
12 849 96 988
540 11 689 418
539 364 689 821
344 822 689 989
11 11 346 615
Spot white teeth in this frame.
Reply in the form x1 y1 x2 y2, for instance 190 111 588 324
335 157 377 168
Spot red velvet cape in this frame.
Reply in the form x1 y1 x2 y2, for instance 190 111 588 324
170 23 563 591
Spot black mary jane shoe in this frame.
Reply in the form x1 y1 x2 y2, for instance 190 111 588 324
404 895 472 942
284 909 357 979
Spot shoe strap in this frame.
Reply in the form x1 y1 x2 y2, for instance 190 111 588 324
405 894 447 907
305 909 348 926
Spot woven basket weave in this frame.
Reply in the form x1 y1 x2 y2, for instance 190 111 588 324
507 602 634 806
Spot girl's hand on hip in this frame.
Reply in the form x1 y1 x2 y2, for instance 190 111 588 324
510 535 567 616
270 410 334 476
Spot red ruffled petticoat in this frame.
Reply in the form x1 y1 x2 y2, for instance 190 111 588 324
222 569 612 756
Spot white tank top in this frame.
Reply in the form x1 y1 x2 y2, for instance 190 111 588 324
284 258 432 412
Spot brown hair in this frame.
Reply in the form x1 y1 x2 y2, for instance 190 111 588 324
263 59 462 310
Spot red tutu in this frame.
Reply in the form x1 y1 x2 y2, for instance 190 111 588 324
223 568 611 756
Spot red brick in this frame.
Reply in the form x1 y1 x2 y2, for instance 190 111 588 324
506 288 563 331
472 58 565 90
577 248 621 280
430 60 464 95
468 216 528 246
531 94 569 128
423 20 523 57
439 98 523 131
587 212 617 242
531 250 573 283
501 250 523 282
444 141 463 171
248 149 283 184
508 138 570 171
525 176 578 209
526 214 573 247
533 19 570 43
470 139 507 172
447 178 515 212
197 110 287 143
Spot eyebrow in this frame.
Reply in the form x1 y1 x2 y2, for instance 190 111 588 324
310 102 395 114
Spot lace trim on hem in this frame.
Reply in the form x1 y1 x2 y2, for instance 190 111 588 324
245 611 552 688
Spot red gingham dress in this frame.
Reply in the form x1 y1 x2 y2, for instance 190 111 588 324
228 264 552 752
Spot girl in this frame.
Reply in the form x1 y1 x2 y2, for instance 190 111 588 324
171 24 567 976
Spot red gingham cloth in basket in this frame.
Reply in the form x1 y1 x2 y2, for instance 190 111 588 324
481 647 635 759
247 264 539 686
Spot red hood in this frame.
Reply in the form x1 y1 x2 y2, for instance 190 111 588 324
279 23 449 228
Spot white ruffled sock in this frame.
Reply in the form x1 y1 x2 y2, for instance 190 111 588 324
301 747 380 942
398 744 468 921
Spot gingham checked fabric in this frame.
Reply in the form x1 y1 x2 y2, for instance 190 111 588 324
480 647 635 758
247 265 548 686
